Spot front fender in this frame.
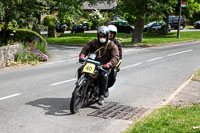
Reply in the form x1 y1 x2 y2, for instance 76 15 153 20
76 74 87 87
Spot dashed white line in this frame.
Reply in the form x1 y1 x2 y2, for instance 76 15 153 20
45 58 77 65
50 63 142 86
50 78 76 86
121 62 142 70
147 57 164 62
167 49 193 57
0 93 21 101
50 49 194 86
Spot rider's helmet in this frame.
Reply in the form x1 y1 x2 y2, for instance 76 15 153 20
108 25 117 39
97 26 109 45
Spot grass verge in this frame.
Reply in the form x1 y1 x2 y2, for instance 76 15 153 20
193 69 200 82
47 31 200 47
47 33 127 45
124 105 200 133
121 31 200 47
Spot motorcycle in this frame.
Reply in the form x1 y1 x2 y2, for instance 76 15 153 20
70 53 106 114
71 23 84 33
54 20 67 33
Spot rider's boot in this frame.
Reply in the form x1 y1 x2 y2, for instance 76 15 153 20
98 71 109 105
104 88 109 98
98 96 105 105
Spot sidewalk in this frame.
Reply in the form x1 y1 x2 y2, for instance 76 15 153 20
169 77 200 106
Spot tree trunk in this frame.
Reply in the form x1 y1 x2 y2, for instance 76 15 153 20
163 14 169 35
132 15 144 43
2 22 8 43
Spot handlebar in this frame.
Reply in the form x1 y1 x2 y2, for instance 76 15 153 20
79 58 108 73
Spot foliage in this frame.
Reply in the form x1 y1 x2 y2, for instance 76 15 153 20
180 0 200 24
113 0 178 42
13 29 48 65
43 15 56 36
182 0 200 18
51 0 84 25
14 29 47 54
0 0 54 42
16 42 48 65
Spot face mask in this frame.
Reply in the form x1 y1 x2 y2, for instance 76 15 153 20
99 38 106 43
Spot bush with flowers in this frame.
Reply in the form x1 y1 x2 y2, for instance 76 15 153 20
13 29 48 65
16 41 48 65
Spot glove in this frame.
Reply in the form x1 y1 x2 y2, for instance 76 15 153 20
79 54 85 62
103 63 112 69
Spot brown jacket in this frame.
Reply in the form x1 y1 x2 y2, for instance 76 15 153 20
80 39 119 67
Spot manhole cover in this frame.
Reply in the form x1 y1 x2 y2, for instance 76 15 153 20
88 102 149 121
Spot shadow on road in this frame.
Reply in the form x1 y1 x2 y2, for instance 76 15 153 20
26 98 71 116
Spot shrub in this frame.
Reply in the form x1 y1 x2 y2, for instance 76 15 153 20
13 28 48 65
15 42 48 65
14 28 47 54
43 15 55 37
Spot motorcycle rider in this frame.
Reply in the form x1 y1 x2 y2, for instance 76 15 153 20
78 26 120 105
106 25 122 96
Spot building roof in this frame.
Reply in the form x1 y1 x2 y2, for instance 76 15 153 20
83 1 117 10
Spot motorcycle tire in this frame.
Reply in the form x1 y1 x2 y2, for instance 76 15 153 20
86 89 97 106
70 81 86 114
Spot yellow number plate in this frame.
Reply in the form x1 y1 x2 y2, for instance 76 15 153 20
83 63 95 74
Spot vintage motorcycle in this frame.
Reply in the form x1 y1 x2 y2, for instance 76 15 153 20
70 53 106 114
54 20 67 33
71 23 84 33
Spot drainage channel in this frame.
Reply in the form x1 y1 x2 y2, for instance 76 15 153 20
88 102 149 121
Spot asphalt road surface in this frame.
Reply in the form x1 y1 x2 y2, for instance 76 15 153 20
0 41 200 133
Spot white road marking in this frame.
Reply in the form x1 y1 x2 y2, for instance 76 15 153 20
147 57 163 62
45 58 77 65
120 63 142 70
0 93 21 101
50 49 194 86
50 78 76 86
50 63 142 86
167 49 193 57
159 74 194 107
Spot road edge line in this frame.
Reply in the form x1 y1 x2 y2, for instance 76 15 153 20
159 74 194 107
130 74 194 124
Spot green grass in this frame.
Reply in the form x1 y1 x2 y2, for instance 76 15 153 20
47 31 200 47
47 33 96 45
122 31 200 47
47 33 127 45
124 105 200 133
193 69 200 82
185 25 195 29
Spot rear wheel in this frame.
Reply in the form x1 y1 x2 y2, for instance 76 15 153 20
70 81 86 114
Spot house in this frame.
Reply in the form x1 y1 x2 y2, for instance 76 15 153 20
82 1 117 12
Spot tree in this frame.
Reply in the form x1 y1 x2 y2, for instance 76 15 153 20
0 0 53 42
182 0 200 23
49 0 84 23
115 0 179 43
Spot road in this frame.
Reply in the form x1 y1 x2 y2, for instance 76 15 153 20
0 41 200 133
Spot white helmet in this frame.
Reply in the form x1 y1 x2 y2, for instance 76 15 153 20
108 25 117 39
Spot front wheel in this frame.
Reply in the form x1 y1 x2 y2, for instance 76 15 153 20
70 81 87 114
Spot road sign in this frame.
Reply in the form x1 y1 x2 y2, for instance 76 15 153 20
181 2 186 7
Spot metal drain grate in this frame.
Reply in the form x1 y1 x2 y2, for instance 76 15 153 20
88 102 149 121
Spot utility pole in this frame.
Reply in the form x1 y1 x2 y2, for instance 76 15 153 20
177 0 182 38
